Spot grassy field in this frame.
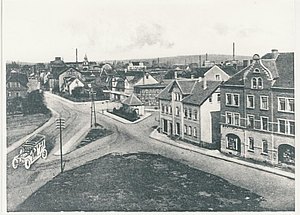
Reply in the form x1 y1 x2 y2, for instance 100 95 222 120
17 153 264 212
6 113 51 147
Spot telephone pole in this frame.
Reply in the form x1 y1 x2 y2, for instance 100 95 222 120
56 117 65 173
90 87 97 127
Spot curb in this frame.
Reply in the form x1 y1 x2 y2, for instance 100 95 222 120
102 111 152 124
149 130 295 180
7 107 59 154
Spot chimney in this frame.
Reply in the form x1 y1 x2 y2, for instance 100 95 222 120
203 77 207 89
174 71 178 79
191 74 194 79
271 49 279 59
199 55 201 68
233 42 235 61
205 53 208 61
76 48 78 64
198 77 202 82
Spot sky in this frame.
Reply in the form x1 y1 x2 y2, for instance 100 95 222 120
3 0 296 62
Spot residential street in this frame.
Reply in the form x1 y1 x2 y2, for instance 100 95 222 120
6 92 294 211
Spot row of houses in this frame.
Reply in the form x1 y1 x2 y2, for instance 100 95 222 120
157 50 294 165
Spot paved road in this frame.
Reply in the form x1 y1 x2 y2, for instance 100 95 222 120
6 93 295 211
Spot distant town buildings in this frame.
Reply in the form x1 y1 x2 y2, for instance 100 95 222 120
127 61 146 72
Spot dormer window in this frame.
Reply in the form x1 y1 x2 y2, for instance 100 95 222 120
258 78 263 89
251 77 263 89
252 78 257 88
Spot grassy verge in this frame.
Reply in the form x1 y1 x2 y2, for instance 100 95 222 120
17 153 265 212
76 126 113 149
6 113 52 147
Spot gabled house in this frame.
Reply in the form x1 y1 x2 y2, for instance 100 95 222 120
58 67 83 92
220 50 294 165
157 77 223 149
62 77 85 95
6 71 29 99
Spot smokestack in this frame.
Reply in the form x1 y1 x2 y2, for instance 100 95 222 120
233 42 235 61
76 48 78 64
158 57 160 66
199 55 201 68
205 53 208 61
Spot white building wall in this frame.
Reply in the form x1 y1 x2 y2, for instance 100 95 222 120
69 79 84 94
204 65 230 81
200 90 221 143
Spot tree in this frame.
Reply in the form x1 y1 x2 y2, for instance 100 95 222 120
72 86 84 99
23 90 49 114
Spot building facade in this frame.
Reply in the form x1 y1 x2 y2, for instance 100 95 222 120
158 78 222 149
220 50 294 165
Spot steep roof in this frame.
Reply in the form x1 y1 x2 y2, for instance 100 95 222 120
157 79 220 105
271 53 294 88
7 71 29 88
223 52 294 88
175 79 197 94
121 93 143 106
182 81 222 105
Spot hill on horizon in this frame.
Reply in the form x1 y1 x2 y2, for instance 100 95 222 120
105 54 252 66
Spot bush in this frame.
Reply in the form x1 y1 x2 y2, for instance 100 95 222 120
112 106 140 122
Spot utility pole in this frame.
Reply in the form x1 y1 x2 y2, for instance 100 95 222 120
56 117 65 173
90 87 97 127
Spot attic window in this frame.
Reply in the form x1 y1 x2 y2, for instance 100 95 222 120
254 68 260 73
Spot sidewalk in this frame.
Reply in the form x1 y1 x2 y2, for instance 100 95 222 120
149 129 295 180
102 111 152 124
7 107 59 154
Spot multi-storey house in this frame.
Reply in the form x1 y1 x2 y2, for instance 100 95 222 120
220 50 294 165
158 78 222 149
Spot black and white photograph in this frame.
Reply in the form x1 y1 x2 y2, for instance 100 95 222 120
0 0 298 213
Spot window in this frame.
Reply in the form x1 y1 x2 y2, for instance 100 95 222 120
8 92 12 97
184 125 187 134
168 106 172 114
260 96 269 110
233 95 239 106
278 120 295 135
251 77 263 89
189 108 192 118
193 127 197 137
188 126 192 136
248 137 254 151
262 140 268 154
252 78 257 89
261 117 268 131
226 94 232 105
278 98 294 112
279 119 286 133
226 134 240 151
175 107 180 116
289 121 295 135
226 112 233 124
209 96 212 102
174 93 180 101
162 105 165 113
247 115 255 128
254 68 260 73
217 93 221 102
226 93 239 107
194 110 198 120
257 78 263 89
234 113 240 126
184 108 188 118
215 74 220 80
16 92 19 97
247 95 255 108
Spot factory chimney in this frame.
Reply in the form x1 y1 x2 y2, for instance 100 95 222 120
233 42 235 61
